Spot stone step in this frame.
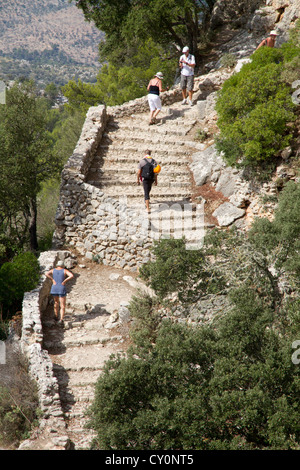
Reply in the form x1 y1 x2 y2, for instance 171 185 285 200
91 155 190 166
62 384 96 405
107 118 197 136
65 401 93 419
102 131 196 147
90 179 191 189
89 164 191 176
63 369 103 387
51 344 125 372
67 428 96 449
97 146 193 159
98 134 200 147
88 184 192 200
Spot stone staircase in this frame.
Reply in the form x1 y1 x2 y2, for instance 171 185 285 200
86 105 200 205
41 100 208 449
42 264 138 450
85 101 207 248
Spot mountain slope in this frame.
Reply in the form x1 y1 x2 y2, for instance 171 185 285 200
0 0 103 65
0 0 104 85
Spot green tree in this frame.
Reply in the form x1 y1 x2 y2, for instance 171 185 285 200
0 81 61 253
75 0 216 66
44 82 59 106
89 305 300 450
63 39 177 110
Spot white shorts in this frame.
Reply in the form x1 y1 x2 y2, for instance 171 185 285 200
148 93 161 111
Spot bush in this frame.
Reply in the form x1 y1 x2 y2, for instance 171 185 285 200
139 238 223 304
89 305 300 450
215 45 297 169
0 342 39 448
88 183 300 450
0 252 40 321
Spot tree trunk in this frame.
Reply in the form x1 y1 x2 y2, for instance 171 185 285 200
29 198 38 252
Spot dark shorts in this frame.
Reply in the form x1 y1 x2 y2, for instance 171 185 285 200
52 293 66 298
143 179 153 200
180 74 194 91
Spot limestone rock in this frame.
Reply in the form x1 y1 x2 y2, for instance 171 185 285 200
212 202 245 226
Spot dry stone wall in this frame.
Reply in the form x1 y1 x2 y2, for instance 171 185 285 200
19 250 74 450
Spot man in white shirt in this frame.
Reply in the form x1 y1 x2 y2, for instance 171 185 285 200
179 46 195 106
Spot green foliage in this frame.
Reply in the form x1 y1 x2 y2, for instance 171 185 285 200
215 49 296 168
36 178 61 251
139 238 223 304
0 252 40 321
215 30 300 170
220 53 237 68
89 182 300 450
50 107 86 162
128 293 162 351
0 81 61 253
75 0 216 66
0 343 39 448
249 181 300 286
89 322 218 450
63 39 177 110
89 307 300 450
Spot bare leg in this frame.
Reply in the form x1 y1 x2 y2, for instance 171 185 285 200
149 110 155 124
188 90 194 104
145 199 150 213
53 296 59 318
59 296 66 321
153 109 161 121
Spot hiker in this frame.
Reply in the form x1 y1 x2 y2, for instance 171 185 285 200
45 260 74 325
147 72 168 125
179 46 195 105
137 150 159 213
256 30 278 50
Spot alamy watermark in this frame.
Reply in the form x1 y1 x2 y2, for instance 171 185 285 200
0 341 6 365
291 80 300 106
105 197 206 250
292 340 300 365
0 80 6 105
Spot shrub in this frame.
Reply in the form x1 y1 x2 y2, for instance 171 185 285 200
0 252 40 321
89 303 300 450
0 342 39 448
220 53 237 68
139 238 223 304
215 43 298 169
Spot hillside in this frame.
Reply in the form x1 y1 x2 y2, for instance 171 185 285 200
1 0 300 452
0 0 104 86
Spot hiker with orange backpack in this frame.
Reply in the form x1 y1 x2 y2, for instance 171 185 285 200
137 150 161 213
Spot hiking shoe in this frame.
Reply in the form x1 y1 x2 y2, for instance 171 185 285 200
181 99 187 105
188 98 193 106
